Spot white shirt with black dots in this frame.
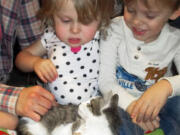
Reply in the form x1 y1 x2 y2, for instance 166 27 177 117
41 26 100 105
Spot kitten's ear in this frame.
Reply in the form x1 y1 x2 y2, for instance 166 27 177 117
90 96 104 116
110 94 119 108
103 91 114 105
103 94 121 135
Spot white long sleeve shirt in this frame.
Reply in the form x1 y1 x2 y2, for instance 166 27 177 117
99 16 180 110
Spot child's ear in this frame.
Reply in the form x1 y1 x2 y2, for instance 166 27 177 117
169 8 180 20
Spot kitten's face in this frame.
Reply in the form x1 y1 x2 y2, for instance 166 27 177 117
73 95 120 135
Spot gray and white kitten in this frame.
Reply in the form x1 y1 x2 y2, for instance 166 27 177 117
17 94 121 135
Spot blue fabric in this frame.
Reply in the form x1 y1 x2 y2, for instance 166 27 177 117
118 108 144 135
159 96 180 135
117 96 180 135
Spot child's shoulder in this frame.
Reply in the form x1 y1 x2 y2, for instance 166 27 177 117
111 16 124 27
107 16 125 36
165 23 180 39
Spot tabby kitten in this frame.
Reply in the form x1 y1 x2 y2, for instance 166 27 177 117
17 94 121 135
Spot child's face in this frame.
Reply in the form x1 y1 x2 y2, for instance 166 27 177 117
53 0 100 48
124 0 177 43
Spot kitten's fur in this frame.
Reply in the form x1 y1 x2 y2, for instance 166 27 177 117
17 94 121 135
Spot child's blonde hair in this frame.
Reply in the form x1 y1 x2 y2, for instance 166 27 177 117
38 0 115 38
123 0 180 11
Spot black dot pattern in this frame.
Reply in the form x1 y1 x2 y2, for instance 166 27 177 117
41 26 100 105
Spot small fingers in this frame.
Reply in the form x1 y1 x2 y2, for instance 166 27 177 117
48 61 58 78
44 60 58 82
143 105 154 122
151 108 160 121
40 65 55 82
34 59 58 83
151 119 160 129
35 69 48 83
136 102 148 122
141 120 156 132
132 119 148 131
131 100 143 119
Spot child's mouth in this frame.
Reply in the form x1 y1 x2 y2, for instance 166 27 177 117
68 38 81 44
132 27 146 36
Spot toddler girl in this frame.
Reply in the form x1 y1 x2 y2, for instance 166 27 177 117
16 0 114 105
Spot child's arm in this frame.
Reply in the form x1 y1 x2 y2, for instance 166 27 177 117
15 40 58 83
0 111 18 130
129 79 172 122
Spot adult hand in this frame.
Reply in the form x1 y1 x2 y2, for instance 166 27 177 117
16 86 55 121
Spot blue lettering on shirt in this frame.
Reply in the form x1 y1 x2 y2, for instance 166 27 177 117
116 66 149 92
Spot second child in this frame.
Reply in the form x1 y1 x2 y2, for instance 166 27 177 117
99 0 180 134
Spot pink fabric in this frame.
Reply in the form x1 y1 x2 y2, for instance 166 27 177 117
71 46 81 53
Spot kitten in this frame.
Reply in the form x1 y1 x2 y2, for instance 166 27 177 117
17 94 121 135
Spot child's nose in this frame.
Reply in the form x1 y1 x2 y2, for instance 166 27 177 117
70 23 81 34
132 15 143 26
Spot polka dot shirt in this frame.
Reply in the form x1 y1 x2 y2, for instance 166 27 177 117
41 26 100 105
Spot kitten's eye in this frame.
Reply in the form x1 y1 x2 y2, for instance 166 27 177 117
87 103 93 112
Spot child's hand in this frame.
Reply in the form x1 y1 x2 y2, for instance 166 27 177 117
33 58 58 83
130 80 172 122
132 116 160 132
127 103 160 131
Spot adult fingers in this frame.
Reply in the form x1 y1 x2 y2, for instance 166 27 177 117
37 86 55 102
37 95 53 109
32 102 49 116
16 86 54 117
27 110 41 122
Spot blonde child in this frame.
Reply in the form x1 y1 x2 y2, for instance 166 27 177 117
15 0 114 105
99 0 180 134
